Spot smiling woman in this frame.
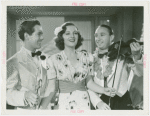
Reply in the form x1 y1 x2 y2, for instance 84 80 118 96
63 26 79 48
39 22 116 110
54 22 84 50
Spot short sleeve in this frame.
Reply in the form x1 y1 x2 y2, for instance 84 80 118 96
47 56 57 80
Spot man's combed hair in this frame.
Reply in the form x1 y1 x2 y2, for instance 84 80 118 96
55 22 84 50
18 20 41 41
100 24 114 35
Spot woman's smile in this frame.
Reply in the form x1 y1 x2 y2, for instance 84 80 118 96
69 38 76 42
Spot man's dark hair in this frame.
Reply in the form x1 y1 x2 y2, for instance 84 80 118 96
18 20 41 41
100 24 114 35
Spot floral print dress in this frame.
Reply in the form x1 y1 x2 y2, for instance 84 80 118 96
47 50 93 110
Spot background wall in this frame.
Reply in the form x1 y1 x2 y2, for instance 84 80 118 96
110 7 143 42
7 13 17 59
36 17 65 46
7 7 143 59
7 14 17 109
132 7 143 40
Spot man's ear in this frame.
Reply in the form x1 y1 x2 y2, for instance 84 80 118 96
24 32 29 41
110 35 114 43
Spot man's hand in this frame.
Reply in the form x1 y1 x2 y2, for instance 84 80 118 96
103 87 116 97
24 91 40 106
130 42 142 60
96 101 111 110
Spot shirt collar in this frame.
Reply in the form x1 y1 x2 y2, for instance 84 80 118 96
22 46 33 57
98 49 108 54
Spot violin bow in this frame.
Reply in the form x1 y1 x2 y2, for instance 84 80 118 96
108 35 123 107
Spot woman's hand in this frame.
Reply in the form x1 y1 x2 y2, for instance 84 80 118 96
87 78 116 95
103 87 116 97
96 101 111 110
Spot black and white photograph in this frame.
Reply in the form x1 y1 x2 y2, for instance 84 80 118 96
1 0 149 115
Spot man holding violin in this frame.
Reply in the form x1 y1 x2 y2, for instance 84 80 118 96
88 25 143 110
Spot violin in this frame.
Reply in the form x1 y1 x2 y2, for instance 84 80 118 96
108 38 143 61
105 36 143 109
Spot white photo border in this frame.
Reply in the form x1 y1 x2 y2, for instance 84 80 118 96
1 0 149 115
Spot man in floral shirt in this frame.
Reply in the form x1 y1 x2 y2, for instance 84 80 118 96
88 25 143 110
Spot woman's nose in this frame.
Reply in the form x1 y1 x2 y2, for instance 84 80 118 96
70 33 75 38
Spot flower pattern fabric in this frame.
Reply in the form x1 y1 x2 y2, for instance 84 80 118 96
46 50 93 110
58 90 90 110
47 50 94 83
93 52 114 80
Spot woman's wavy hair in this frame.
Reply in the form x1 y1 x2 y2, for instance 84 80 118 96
55 22 84 50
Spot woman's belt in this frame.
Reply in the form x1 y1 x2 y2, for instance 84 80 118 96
58 80 86 93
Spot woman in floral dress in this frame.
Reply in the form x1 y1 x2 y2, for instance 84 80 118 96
40 22 116 110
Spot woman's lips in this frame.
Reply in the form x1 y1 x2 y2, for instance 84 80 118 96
69 39 75 42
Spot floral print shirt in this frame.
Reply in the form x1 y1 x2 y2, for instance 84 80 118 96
93 53 115 80
47 50 94 83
